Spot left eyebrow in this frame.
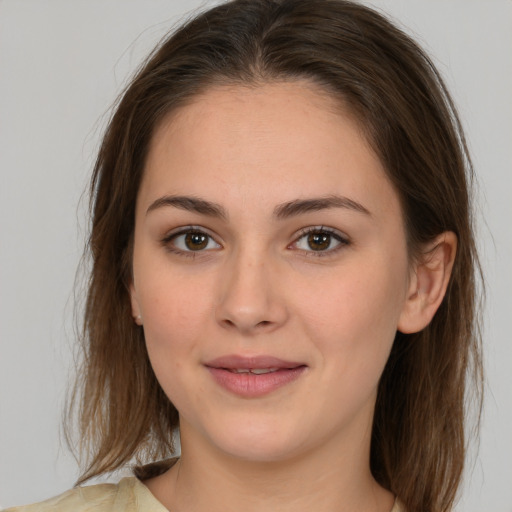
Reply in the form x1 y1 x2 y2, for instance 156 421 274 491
273 195 371 219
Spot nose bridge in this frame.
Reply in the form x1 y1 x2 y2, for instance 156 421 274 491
215 242 287 333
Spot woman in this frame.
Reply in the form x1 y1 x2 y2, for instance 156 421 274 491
6 0 483 511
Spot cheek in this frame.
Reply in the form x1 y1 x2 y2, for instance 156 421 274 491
137 275 212 412
135 267 215 377
294 257 408 374
136 253 213 330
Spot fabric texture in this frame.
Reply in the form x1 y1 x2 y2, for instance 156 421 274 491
3 477 168 512
4 476 404 511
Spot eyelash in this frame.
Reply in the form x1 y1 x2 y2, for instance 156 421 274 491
161 225 350 258
161 226 220 259
291 226 350 258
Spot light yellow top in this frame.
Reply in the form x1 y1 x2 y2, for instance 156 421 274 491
5 477 404 511
3 477 167 512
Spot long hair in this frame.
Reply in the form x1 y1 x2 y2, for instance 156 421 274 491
68 1 483 510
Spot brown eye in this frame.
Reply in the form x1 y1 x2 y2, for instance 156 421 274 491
167 229 221 253
185 232 209 250
293 228 348 255
307 232 331 251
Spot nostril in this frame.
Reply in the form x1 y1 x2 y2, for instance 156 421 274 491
219 318 273 331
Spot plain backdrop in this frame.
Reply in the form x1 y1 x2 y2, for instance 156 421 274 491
1 0 511 509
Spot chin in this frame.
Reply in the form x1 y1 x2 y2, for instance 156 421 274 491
202 416 312 463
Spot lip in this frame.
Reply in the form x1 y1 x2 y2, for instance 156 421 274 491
204 355 307 398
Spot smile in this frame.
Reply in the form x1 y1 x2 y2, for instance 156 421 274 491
204 355 307 397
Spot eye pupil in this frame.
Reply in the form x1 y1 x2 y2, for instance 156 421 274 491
185 232 208 250
308 232 330 251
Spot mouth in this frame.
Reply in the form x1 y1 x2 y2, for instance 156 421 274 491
204 355 307 397
227 368 280 374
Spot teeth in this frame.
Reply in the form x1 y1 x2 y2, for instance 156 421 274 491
250 368 279 374
230 368 279 374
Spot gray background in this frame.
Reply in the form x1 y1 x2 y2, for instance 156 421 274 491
1 0 511 509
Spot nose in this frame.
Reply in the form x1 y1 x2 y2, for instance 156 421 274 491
215 250 288 335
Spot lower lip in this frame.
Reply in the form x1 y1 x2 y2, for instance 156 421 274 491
206 366 307 398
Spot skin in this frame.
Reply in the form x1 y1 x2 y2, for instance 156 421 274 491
130 81 456 512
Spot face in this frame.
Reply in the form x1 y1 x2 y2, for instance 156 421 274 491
130 81 415 463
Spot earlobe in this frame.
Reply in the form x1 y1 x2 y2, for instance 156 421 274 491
130 283 143 325
397 232 457 334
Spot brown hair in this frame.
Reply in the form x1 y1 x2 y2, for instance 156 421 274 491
69 1 483 510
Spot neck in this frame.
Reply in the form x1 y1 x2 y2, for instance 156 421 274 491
144 420 394 512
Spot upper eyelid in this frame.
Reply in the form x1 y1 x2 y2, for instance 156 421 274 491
162 225 220 242
293 225 349 241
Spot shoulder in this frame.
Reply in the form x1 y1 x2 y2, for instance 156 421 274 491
2 477 160 512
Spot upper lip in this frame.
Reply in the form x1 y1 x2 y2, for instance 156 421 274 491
204 355 305 370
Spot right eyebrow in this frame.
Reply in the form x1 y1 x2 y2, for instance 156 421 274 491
273 195 371 219
146 195 228 220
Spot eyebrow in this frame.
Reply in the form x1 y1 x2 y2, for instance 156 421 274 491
273 195 371 219
147 195 228 219
146 194 371 219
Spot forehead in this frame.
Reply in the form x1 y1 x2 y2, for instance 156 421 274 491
150 80 361 159
140 81 398 220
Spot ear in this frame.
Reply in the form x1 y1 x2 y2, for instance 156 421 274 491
130 282 143 326
397 231 457 334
